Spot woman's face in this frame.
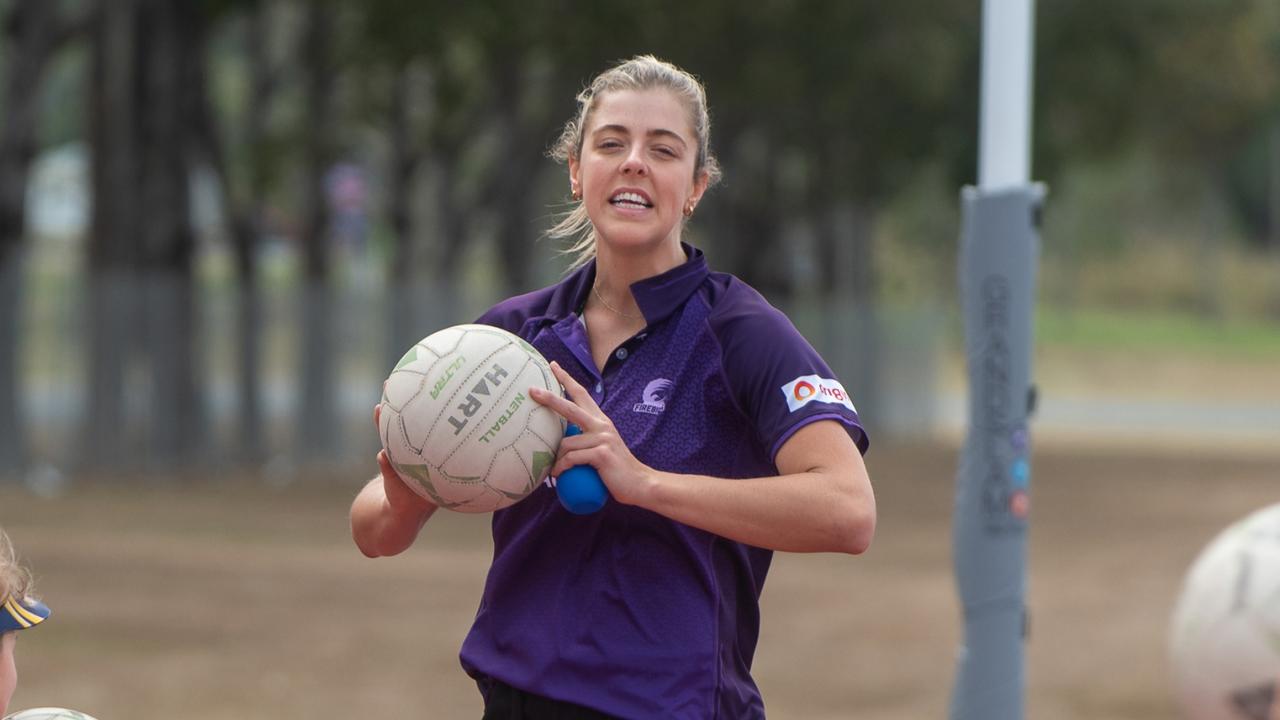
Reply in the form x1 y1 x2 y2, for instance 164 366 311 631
0 631 16 717
570 88 708 256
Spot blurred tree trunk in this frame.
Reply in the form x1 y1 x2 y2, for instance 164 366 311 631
427 149 466 328
234 2 273 465
137 0 203 466
0 0 72 476
1197 173 1226 321
86 0 144 468
86 0 204 470
488 58 554 297
297 3 336 460
425 80 474 331
711 128 789 300
385 60 421 369
818 201 882 423
0 237 21 479
1270 122 1280 319
193 2 276 466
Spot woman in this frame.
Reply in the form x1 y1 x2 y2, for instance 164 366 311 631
351 55 875 719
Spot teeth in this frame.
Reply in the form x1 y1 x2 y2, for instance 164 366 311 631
610 192 651 207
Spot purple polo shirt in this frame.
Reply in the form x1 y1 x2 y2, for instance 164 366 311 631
460 245 868 719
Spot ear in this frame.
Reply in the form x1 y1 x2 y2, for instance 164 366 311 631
688 169 710 209
568 155 581 195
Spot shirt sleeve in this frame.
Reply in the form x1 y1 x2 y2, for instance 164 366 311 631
473 287 551 341
710 285 869 463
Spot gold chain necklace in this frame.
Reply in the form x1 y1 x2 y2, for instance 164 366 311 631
592 284 643 321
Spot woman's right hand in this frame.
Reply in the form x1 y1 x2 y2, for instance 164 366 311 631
351 404 437 558
373 403 435 514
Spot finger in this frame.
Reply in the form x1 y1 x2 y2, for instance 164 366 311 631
554 432 591 455
551 447 603 478
378 450 436 511
548 361 602 412
529 385 593 429
378 449 415 489
376 449 398 480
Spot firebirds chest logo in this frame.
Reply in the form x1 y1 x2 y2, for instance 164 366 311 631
633 378 672 415
781 375 856 413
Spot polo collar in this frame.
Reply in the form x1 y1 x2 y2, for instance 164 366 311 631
548 243 708 327
631 243 709 325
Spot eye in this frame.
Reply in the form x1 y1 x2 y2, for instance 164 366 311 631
598 138 623 150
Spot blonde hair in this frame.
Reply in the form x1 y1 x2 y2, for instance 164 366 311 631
548 55 722 269
0 528 35 605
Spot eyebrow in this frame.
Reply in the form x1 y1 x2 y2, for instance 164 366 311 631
591 124 689 147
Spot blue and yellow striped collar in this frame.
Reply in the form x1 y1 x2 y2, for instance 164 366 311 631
0 593 50 632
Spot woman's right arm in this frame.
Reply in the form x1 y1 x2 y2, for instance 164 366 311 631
350 406 438 557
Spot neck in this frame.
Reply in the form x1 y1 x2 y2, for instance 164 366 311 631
593 239 686 292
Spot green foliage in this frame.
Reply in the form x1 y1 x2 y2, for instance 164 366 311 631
13 0 1279 310
1036 0 1280 181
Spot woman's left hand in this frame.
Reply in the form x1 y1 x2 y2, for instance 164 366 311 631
528 361 653 506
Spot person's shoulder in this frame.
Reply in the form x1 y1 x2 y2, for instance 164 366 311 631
701 270 797 337
476 284 560 334
478 260 592 335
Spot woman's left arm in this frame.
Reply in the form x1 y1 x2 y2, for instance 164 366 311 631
531 362 876 555
645 419 875 554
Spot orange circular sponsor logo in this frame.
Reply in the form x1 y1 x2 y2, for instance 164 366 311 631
794 381 816 401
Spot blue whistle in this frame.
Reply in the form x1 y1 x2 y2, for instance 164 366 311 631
556 424 608 515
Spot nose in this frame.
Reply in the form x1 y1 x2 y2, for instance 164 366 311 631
620 146 647 176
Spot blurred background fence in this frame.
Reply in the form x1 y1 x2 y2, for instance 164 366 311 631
13 218 949 478
3 0 1280 483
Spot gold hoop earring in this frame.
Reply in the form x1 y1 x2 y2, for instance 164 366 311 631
572 188 582 201
683 203 694 217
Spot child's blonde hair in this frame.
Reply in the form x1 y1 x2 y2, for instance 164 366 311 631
0 528 35 606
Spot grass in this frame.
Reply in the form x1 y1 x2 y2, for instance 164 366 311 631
1035 305 1280 360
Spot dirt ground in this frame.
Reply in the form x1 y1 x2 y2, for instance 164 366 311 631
1 439 1276 720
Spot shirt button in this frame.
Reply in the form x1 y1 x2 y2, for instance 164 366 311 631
615 348 629 360
594 382 603 394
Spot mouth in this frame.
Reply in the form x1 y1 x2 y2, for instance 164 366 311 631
609 190 653 210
